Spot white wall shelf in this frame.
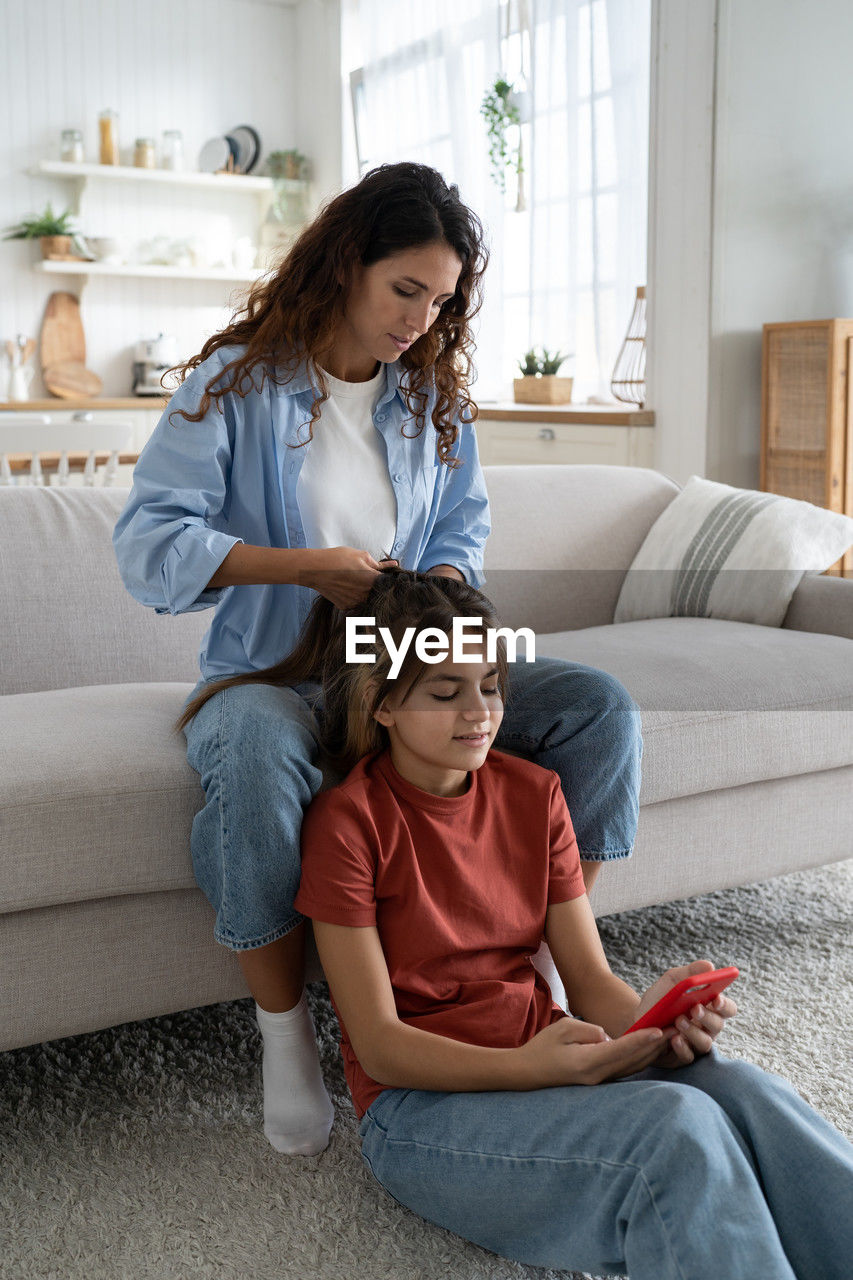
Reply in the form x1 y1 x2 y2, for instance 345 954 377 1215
29 157 300 240
27 157 301 289
30 159 291 195
33 260 263 284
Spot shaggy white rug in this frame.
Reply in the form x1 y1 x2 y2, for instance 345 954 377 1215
2 861 851 1280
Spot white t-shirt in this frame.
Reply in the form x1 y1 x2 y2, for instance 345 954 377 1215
297 363 398 561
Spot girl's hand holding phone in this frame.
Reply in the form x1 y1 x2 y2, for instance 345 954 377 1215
630 959 739 1069
515 1017 668 1087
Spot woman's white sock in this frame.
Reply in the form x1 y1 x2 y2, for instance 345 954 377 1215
255 993 335 1156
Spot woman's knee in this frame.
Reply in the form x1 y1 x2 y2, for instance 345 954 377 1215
188 682 321 786
531 661 640 734
553 666 642 760
579 667 641 736
504 659 641 741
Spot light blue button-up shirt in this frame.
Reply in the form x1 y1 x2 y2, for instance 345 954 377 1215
113 344 490 679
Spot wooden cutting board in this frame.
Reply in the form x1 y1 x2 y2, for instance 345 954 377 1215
43 360 103 399
40 292 86 372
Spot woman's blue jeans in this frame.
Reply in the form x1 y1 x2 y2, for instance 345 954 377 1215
182 657 642 949
359 1051 853 1279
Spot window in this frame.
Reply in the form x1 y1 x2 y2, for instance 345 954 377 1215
342 0 649 403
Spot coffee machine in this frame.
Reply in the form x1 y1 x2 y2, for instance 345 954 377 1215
133 333 177 396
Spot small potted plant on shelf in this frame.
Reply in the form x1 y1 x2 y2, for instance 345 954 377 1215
266 149 308 181
513 346 574 404
2 202 80 260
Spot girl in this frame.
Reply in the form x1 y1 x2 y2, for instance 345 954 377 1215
278 570 849 1280
114 162 641 1157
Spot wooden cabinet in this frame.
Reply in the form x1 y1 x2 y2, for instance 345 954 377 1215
474 405 655 468
761 320 853 575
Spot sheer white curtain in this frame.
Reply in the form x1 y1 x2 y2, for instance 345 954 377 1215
342 0 650 403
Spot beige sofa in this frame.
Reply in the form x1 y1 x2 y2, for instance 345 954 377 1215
2 465 852 1052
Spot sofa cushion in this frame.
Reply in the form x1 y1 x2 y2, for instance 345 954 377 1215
613 476 853 628
0 683 202 914
538 617 853 805
0 488 207 695
483 465 679 633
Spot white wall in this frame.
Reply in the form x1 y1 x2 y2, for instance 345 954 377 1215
708 0 853 487
645 0 716 485
0 0 302 397
294 0 343 208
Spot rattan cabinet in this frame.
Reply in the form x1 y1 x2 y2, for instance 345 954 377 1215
761 319 853 575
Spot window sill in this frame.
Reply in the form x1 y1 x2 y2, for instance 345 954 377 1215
474 401 654 426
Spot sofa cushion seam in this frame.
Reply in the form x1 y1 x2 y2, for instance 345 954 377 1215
640 693 853 730
0 784 201 813
1 881 202 916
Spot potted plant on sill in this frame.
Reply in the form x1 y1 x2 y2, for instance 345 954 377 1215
513 346 574 404
2 203 80 260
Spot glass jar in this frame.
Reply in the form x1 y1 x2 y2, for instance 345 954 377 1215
134 137 156 169
161 129 184 171
60 129 84 163
98 110 119 165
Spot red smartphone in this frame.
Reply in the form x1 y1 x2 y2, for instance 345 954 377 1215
622 967 739 1036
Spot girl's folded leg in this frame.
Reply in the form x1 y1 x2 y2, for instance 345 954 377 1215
359 1078 796 1280
636 1049 853 1280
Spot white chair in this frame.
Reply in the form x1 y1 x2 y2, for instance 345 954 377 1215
0 418 135 487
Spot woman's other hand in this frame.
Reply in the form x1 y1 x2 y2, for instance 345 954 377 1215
303 546 395 609
514 1016 666 1088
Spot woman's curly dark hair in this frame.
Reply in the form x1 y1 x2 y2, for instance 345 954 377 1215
166 162 490 466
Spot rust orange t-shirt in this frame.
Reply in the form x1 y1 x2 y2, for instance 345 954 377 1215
295 748 587 1118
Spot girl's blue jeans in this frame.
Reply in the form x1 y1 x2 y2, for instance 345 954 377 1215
182 657 642 950
359 1051 853 1279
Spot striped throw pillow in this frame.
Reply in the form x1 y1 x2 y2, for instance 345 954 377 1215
614 476 853 627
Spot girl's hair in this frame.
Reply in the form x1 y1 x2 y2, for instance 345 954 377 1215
166 162 489 466
175 569 509 773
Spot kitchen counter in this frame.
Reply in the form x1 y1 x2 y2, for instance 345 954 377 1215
0 398 169 411
2 399 653 421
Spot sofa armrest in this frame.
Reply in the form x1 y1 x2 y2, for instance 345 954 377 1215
782 573 853 640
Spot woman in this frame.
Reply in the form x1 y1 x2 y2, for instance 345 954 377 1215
113 161 641 1156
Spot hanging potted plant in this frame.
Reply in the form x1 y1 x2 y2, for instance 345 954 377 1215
480 76 524 194
2 202 79 260
513 346 574 404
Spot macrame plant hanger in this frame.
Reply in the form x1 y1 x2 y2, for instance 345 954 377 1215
504 0 532 212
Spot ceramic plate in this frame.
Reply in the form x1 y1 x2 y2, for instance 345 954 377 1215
198 135 231 173
229 125 261 174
